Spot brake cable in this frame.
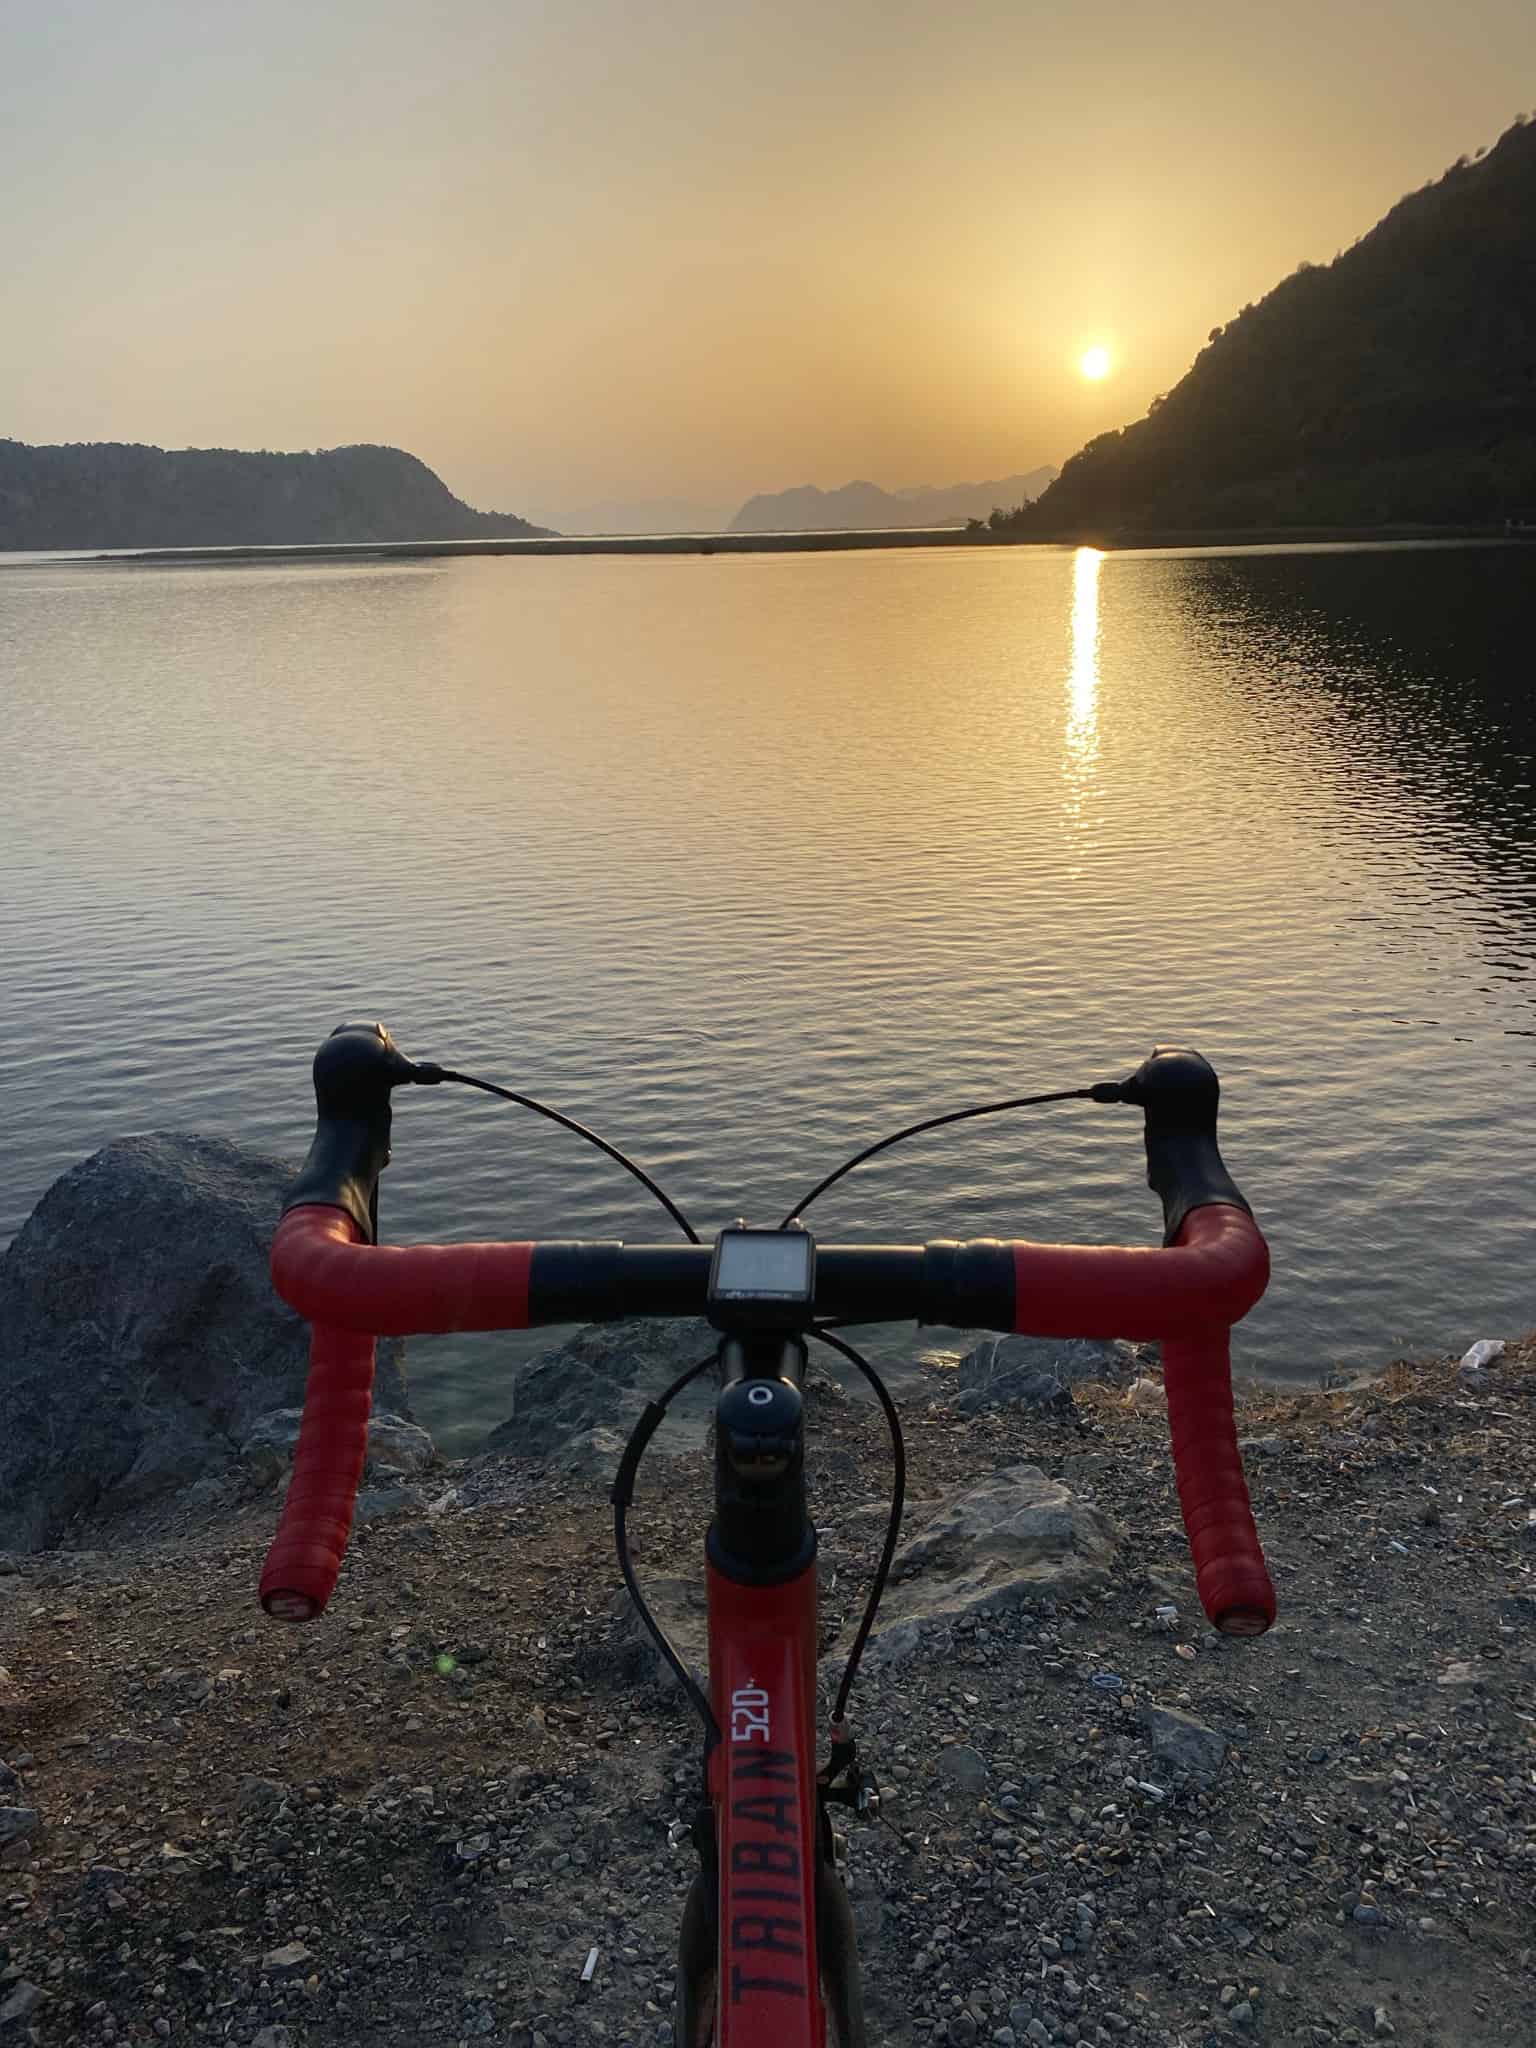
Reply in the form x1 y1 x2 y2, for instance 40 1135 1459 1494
779 1082 1116 1228
610 1353 722 1747
609 1327 903 1749
810 1327 906 1723
415 1064 700 1242
418 1059 1113 1243
416 1058 1110 1737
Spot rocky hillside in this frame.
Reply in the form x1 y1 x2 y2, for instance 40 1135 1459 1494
1002 115 1536 536
732 468 1057 533
0 440 552 550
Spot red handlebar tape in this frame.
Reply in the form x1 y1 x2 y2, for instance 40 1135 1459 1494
1012 1205 1275 1635
1163 1329 1276 1635
269 1206 534 1335
260 1202 1274 1633
258 1319 376 1622
259 1207 534 1620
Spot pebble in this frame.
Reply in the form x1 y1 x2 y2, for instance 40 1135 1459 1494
935 1746 988 1791
0 1982 44 2025
1141 1705 1227 1780
260 1944 315 1979
238 1777 290 1816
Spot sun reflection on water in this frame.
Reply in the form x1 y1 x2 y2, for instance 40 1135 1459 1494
1064 546 1102 823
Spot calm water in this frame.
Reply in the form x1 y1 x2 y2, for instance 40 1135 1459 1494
3 540 1535 1448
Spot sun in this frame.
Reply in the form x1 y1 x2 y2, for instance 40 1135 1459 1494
1079 345 1113 381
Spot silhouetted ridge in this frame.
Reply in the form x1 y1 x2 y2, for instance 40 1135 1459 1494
731 467 1056 533
0 440 553 550
997 116 1536 536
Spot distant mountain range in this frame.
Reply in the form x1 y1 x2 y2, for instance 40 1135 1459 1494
1000 114 1536 536
538 493 739 535
0 440 552 551
730 468 1057 533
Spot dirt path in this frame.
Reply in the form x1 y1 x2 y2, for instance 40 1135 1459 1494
0 1344 1532 2048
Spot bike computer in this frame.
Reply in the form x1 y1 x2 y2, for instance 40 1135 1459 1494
707 1225 816 1329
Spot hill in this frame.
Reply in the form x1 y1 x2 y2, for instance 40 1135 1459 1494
731 466 1056 533
998 115 1536 538
0 439 552 550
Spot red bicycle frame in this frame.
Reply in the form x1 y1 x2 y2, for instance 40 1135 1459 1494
258 1026 1278 2048
706 1562 825 2045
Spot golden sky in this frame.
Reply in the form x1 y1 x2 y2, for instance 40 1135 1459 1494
3 0 1532 529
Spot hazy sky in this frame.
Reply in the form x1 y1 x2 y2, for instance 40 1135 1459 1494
3 1 1532 528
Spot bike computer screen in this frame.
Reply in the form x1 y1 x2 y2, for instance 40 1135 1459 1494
707 1227 816 1327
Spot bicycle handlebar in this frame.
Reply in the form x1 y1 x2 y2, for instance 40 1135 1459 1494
258 1025 1277 1641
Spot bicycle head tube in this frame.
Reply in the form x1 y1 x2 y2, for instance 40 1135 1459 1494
707 1334 818 1587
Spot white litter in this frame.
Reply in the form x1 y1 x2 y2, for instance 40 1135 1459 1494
1458 1339 1505 1375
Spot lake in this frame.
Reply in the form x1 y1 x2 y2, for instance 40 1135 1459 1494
3 538 1534 1449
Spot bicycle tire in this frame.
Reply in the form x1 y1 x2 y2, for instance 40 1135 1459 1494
673 1861 867 2048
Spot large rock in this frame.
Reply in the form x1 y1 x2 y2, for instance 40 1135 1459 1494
483 1316 713 1462
946 1334 1141 1415
866 1464 1121 1661
0 1135 407 1550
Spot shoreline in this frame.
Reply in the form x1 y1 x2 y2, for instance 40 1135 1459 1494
2 522 1533 568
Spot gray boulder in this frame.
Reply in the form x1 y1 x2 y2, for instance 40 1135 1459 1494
867 1464 1121 1659
484 1316 713 1461
947 1334 1141 1415
0 1134 407 1551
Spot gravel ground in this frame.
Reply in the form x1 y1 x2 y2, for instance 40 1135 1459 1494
0 1340 1533 2048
